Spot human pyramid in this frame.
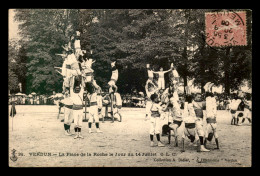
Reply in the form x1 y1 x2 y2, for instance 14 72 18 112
54 31 245 152
56 31 121 139
145 64 220 152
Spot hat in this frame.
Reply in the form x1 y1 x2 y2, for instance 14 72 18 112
146 64 150 68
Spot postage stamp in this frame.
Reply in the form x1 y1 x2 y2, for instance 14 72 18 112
205 10 247 47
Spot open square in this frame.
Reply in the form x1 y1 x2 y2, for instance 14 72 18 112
9 105 251 167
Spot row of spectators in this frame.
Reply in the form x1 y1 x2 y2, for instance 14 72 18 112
122 92 251 110
8 95 56 105
9 92 251 110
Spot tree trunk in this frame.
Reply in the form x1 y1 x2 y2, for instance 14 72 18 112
224 48 231 95
182 45 188 96
182 10 191 96
183 71 188 95
200 44 206 94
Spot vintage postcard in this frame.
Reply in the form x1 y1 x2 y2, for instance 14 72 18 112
8 9 252 167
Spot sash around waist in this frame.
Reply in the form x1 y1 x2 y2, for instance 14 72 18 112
110 79 117 82
173 120 183 126
66 65 71 69
85 72 93 76
185 123 196 129
230 110 236 114
194 109 203 118
151 111 160 117
73 104 83 110
65 105 73 109
206 118 216 124
90 102 98 106
245 105 250 109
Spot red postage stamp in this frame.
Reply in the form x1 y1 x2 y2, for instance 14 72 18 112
205 11 247 47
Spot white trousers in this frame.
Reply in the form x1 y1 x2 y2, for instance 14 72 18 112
64 107 73 125
150 117 161 135
205 123 218 138
244 108 251 119
88 105 99 123
195 118 205 137
145 100 152 116
182 127 199 141
73 109 83 128
158 78 165 89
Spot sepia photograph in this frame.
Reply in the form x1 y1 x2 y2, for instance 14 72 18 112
8 9 252 167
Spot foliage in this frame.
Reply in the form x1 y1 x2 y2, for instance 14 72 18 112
11 9 252 95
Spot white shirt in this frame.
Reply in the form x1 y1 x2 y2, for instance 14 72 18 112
230 99 242 110
114 93 122 106
145 81 157 99
97 95 103 107
170 97 182 119
183 102 196 123
70 87 84 106
158 72 165 78
173 91 179 101
206 96 217 118
88 92 98 103
148 70 154 78
84 59 94 72
111 69 118 81
62 59 68 77
74 40 81 49
67 53 77 65
61 96 73 106
172 69 179 77
150 103 162 114
66 53 81 75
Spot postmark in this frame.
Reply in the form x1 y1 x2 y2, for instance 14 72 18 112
205 10 247 47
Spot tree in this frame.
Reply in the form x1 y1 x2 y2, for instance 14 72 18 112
8 40 19 93
177 9 252 95
13 9 252 95
81 9 182 93
172 9 208 94
14 9 81 94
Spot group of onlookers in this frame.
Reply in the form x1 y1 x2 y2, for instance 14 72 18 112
8 92 251 109
122 94 146 108
8 95 56 105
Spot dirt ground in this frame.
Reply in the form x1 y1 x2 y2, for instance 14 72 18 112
8 105 251 167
